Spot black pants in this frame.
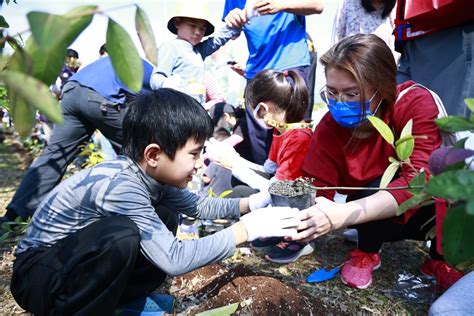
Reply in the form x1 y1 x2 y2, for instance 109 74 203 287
10 207 178 315
348 179 440 259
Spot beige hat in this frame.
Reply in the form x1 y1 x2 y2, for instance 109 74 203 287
167 4 214 36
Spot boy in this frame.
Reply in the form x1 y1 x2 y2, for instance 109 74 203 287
10 89 298 315
150 5 243 104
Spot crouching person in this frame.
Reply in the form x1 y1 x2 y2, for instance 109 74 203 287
10 88 299 315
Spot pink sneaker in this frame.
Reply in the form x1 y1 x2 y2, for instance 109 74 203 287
421 258 464 291
341 249 381 289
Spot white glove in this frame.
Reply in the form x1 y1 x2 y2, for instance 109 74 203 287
206 141 240 168
163 75 184 91
248 190 272 211
240 206 300 241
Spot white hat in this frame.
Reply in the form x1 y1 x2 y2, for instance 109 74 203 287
167 3 214 36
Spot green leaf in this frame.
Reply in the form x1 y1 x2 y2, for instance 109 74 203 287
435 116 474 132
368 115 394 146
380 162 399 188
388 156 398 164
27 12 69 48
465 98 474 113
443 204 474 267
425 170 474 201
106 18 143 93
396 192 431 216
21 6 96 85
400 119 413 138
0 15 10 28
196 302 240 316
0 71 63 136
466 199 474 216
8 92 35 137
407 170 426 194
396 136 415 161
219 190 233 198
135 5 158 66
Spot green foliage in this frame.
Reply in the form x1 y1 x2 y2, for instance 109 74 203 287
135 5 158 66
0 85 10 111
78 142 104 169
424 170 474 201
2 4 155 136
367 116 394 145
106 18 143 92
22 137 45 157
0 15 10 28
435 116 474 132
0 216 31 241
442 204 474 268
380 162 398 188
195 302 240 316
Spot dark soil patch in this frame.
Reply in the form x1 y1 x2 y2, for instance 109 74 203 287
172 263 339 315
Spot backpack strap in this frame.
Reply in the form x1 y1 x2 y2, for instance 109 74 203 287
396 84 457 146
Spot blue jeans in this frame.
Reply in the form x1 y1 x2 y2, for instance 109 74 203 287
429 271 474 315
6 81 127 219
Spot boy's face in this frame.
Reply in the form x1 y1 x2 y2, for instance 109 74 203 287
154 138 204 189
175 18 207 46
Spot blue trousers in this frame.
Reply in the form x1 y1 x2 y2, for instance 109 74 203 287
6 81 127 219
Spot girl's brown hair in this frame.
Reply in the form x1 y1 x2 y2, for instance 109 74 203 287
320 34 397 117
245 69 308 123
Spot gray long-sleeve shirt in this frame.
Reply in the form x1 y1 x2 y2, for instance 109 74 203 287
16 156 241 276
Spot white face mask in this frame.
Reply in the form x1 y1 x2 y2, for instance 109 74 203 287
252 103 273 130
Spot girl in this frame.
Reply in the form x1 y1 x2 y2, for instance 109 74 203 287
207 69 313 263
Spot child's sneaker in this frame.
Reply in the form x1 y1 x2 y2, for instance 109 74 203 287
340 249 381 289
421 258 464 291
116 293 174 316
264 241 315 263
250 237 283 252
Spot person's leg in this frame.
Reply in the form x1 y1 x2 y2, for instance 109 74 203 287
429 271 474 315
6 82 95 220
226 185 258 198
10 216 164 315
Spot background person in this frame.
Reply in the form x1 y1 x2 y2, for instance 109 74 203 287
223 0 324 164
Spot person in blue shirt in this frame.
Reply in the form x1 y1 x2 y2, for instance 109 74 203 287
223 0 323 164
3 56 154 222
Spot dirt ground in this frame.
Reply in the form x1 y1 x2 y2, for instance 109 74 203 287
0 131 436 315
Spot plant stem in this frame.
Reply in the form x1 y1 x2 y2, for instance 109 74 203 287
303 183 424 191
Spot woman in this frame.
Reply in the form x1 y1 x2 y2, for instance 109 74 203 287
290 34 463 289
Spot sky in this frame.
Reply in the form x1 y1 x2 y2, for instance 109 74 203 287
1 0 340 103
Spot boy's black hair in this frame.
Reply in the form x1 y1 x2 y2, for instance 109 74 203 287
122 88 213 161
66 48 79 59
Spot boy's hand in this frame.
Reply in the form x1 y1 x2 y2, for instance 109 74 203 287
225 8 248 28
240 206 300 241
248 190 272 211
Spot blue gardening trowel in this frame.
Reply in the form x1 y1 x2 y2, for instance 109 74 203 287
306 266 340 283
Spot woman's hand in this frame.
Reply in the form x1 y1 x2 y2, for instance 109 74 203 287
286 197 346 243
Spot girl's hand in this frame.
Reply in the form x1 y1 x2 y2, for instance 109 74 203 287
286 197 346 243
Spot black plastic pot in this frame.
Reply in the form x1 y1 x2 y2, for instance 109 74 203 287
270 191 315 210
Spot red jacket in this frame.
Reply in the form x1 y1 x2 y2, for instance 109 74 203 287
302 81 442 223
